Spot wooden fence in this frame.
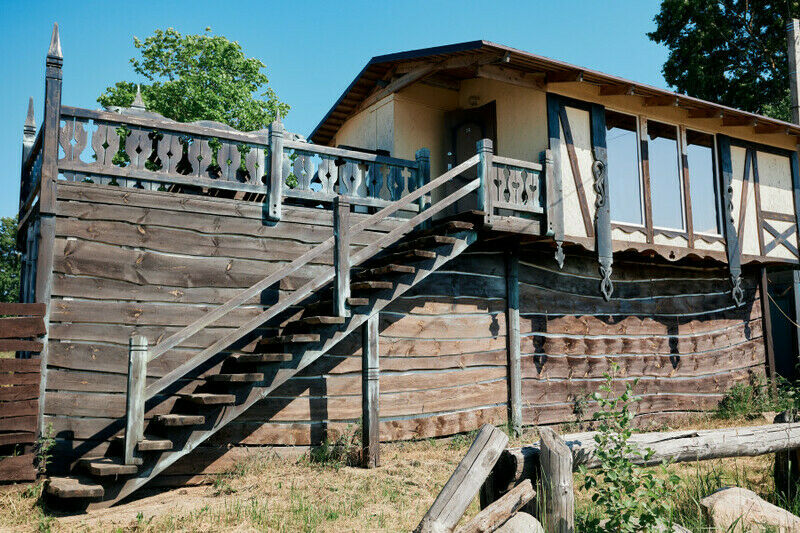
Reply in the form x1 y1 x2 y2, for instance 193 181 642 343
0 303 44 483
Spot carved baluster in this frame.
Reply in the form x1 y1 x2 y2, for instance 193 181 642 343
525 170 538 208
244 145 262 184
189 138 212 178
354 162 368 198
124 127 142 170
281 149 292 187
378 165 391 200
337 160 353 196
72 119 89 163
317 156 338 195
91 122 109 167
494 165 506 203
293 152 312 190
509 168 524 207
58 118 74 161
215 141 231 179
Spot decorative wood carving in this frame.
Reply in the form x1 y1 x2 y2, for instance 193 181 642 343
717 134 744 305
591 103 613 300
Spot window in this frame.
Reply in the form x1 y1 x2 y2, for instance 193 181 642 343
647 120 684 230
606 111 642 225
685 130 720 234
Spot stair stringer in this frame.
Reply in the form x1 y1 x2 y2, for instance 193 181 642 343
97 229 478 507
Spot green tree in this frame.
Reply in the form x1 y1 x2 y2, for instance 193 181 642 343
648 1 800 121
0 217 20 303
98 28 289 131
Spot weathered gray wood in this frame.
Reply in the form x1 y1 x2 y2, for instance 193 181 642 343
477 139 494 216
362 313 380 468
539 428 574 533
495 423 800 495
416 148 431 218
416 424 509 533
267 120 284 221
455 479 535 533
124 335 147 465
41 23 62 216
760 267 778 397
505 249 521 435
334 196 351 317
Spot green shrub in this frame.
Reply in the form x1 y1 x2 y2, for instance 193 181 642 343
577 364 679 532
716 375 797 420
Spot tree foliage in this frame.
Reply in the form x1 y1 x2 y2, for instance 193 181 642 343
98 28 289 131
0 217 20 303
649 0 800 121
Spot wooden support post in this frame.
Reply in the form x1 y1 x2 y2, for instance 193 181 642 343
19 97 36 215
34 24 63 437
361 313 380 468
415 148 431 229
267 120 284 221
333 196 351 318
416 424 509 533
788 20 800 125
506 248 522 436
793 269 800 370
760 267 778 397
124 335 148 465
539 427 574 533
456 479 536 533
477 138 494 216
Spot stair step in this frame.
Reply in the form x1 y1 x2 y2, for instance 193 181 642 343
297 316 346 326
396 235 457 250
81 457 139 476
229 352 292 364
46 476 104 499
416 220 474 237
208 372 265 383
259 334 320 345
378 249 437 264
351 281 393 291
354 264 415 279
305 297 369 315
154 414 205 427
181 393 236 405
112 435 173 452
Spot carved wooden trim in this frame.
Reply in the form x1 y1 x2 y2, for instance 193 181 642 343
591 103 613 300
717 134 744 305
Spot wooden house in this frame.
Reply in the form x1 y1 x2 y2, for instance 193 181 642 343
12 27 800 506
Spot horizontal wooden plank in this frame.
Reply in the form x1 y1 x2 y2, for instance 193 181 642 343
0 400 39 418
0 431 35 447
44 392 178 418
0 303 45 316
0 415 36 433
0 317 45 339
383 296 506 316
0 340 43 352
521 339 766 380
0 454 36 482
379 313 507 340
0 359 41 373
0 373 41 386
0 385 39 402
405 273 506 300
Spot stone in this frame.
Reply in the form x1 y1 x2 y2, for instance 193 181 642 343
495 512 544 533
700 486 800 532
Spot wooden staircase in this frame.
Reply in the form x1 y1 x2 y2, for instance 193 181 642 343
45 157 483 508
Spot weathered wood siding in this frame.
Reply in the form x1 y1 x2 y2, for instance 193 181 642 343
517 249 764 426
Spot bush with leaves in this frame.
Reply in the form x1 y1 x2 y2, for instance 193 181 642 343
0 217 20 303
578 364 680 532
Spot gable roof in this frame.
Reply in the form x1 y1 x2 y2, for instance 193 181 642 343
309 40 800 146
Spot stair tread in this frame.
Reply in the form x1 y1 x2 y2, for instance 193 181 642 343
229 353 292 363
259 334 320 344
351 281 394 291
379 249 437 262
46 476 104 499
354 264 415 279
306 297 368 313
209 372 265 382
181 393 236 405
396 235 457 250
81 457 138 476
111 435 173 451
297 316 346 326
154 414 205 426
415 220 474 237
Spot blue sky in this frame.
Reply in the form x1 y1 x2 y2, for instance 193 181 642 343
0 0 669 218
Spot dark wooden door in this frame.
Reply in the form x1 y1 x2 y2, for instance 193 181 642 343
443 101 497 214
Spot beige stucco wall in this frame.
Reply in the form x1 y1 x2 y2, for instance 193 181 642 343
332 96 395 153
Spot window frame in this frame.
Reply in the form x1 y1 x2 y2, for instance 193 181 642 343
643 117 687 233
605 107 646 229
683 126 723 238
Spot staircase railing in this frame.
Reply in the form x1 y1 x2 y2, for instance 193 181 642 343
121 148 487 464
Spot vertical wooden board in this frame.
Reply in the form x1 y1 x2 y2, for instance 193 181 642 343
505 251 521 434
362 314 380 468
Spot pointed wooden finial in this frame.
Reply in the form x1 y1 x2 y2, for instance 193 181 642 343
24 97 36 135
131 85 146 110
47 23 62 59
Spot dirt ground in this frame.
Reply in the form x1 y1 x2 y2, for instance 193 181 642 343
0 414 778 532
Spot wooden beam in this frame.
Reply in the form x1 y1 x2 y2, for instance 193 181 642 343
505 249 521 435
476 65 545 90
415 424 509 533
361 313 379 468
539 428 574 533
547 70 583 84
358 64 438 112
599 84 635 96
755 124 790 135
124 335 147 466
394 53 502 75
760 266 778 397
688 108 724 119
723 116 759 127
455 479 535 533
643 95 679 107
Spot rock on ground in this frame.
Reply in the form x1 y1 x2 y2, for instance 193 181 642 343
700 486 800 532
495 512 544 533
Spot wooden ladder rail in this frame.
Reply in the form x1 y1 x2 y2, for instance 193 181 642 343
119 155 479 468
137 154 480 403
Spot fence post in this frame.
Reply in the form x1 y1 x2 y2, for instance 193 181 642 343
333 196 351 317
124 335 148 465
362 313 380 468
477 139 494 216
267 120 285 221
415 148 431 228
506 248 522 436
539 427 574 533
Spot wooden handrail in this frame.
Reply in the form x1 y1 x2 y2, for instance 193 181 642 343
143 155 480 400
